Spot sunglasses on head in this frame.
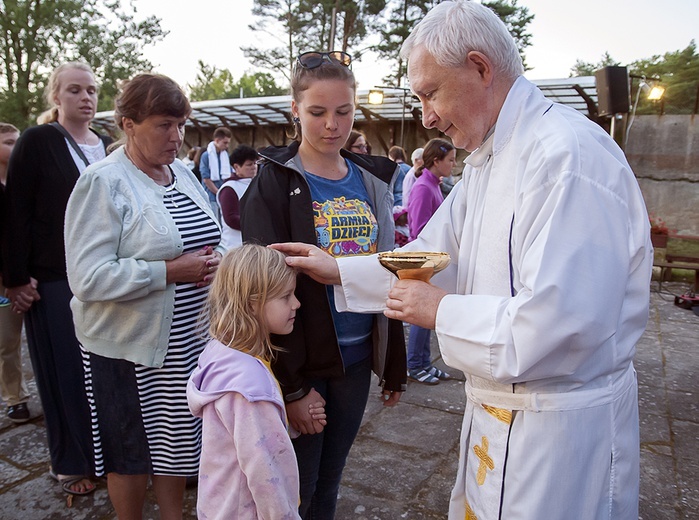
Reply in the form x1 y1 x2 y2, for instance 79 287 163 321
297 51 352 70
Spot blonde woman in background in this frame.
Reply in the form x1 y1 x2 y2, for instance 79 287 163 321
1 62 111 496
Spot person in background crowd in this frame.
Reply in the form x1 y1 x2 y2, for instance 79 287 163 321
64 73 224 519
188 244 326 520
183 145 202 181
2 62 112 496
200 126 232 216
401 147 424 206
405 138 456 385
241 50 406 519
270 1 652 518
388 145 411 206
0 122 31 424
343 129 369 155
392 205 410 249
217 144 259 249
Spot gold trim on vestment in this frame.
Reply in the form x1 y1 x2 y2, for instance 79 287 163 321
482 404 512 424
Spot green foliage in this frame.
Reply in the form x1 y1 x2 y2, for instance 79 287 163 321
375 0 437 87
0 0 165 129
299 0 388 52
243 0 388 83
243 0 307 83
629 41 699 115
570 43 699 115
569 52 620 77
188 61 286 101
483 0 534 71
374 0 534 87
236 71 287 97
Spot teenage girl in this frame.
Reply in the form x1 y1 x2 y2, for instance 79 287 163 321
241 51 407 518
3 62 112 496
187 244 325 519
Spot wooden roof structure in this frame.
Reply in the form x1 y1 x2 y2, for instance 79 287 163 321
91 77 598 153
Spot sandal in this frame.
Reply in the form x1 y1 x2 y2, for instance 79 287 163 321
408 368 440 385
49 468 96 495
427 365 453 380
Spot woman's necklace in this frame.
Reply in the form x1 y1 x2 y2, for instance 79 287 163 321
125 147 171 185
124 147 179 206
164 168 179 207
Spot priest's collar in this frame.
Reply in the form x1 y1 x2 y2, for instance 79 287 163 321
464 126 495 168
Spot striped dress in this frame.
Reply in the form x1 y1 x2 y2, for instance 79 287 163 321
84 182 220 477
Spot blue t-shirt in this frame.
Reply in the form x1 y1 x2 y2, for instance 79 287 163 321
305 160 377 367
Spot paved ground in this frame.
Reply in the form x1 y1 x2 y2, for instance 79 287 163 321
0 282 696 519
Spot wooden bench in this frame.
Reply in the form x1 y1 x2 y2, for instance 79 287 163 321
653 260 699 292
653 234 699 292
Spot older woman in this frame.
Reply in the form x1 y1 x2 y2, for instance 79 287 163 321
65 74 224 519
2 62 111 495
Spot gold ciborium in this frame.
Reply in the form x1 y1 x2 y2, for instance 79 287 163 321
378 251 450 282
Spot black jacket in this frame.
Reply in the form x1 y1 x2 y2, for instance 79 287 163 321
1 124 111 286
241 141 407 401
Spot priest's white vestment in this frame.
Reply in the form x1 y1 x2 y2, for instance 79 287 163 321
334 77 652 519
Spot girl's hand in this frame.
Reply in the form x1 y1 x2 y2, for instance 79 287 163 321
308 400 327 427
286 388 326 435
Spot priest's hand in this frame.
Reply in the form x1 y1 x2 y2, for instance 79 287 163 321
269 243 341 285
384 279 447 330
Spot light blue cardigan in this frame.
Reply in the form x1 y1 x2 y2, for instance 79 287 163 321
65 146 224 368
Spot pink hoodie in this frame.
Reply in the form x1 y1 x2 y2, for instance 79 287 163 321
187 339 300 519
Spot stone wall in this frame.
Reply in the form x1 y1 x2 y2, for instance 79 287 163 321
625 115 699 235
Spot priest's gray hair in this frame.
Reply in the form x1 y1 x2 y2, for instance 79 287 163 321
400 0 524 80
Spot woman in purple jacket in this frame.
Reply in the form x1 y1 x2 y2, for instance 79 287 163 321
406 138 456 384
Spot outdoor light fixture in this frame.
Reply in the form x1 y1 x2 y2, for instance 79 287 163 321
368 89 384 105
626 75 666 147
646 84 665 101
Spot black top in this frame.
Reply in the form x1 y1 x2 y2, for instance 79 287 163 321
1 124 111 287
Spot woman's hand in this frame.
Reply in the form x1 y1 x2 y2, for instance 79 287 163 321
6 278 40 314
380 389 402 407
165 246 220 286
286 388 326 435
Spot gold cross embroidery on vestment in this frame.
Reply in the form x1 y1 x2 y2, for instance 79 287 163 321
473 436 495 486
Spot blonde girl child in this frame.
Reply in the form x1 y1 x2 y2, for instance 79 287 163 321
187 244 325 520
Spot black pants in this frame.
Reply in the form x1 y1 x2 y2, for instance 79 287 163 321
24 279 93 475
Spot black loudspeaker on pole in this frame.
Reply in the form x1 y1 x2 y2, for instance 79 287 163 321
595 66 630 117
